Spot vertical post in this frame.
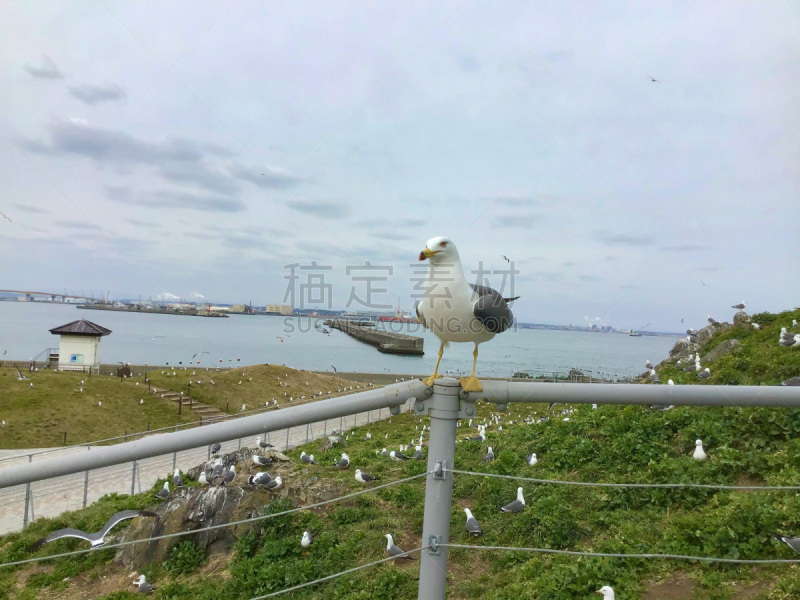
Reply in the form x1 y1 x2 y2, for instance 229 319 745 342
418 378 460 600
130 460 137 496
285 428 290 451
63 431 67 445
306 423 310 444
178 393 182 415
82 469 89 509
24 483 31 528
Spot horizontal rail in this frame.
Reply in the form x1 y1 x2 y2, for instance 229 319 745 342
0 380 431 489
467 380 800 407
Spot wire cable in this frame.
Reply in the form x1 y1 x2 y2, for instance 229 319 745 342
441 544 800 564
447 468 800 491
249 546 428 599
0 472 427 570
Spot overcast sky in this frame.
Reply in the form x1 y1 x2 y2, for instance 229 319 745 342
1 1 798 332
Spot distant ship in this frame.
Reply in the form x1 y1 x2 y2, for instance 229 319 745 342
379 303 418 323
629 331 642 337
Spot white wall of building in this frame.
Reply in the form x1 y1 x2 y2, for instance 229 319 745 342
57 335 102 371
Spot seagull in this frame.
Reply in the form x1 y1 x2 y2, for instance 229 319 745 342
355 469 379 483
707 315 718 325
16 368 30 381
483 447 495 462
416 236 519 392
597 586 616 599
192 351 210 359
686 329 696 335
155 482 170 500
645 360 653 369
647 74 660 83
301 452 318 465
466 426 486 442
334 453 350 469
412 445 424 460
731 302 746 310
211 459 224 479
649 369 660 383
264 476 283 491
0 210 12 223
390 450 410 461
693 439 707 461
526 453 538 466
698 367 711 379
753 323 761 330
133 574 155 594
29 510 157 550
210 442 221 455
501 487 526 513
248 472 271 486
380 448 389 457
301 531 312 549
253 455 273 466
220 465 236 485
257 437 272 450
385 533 414 561
464 508 483 536
781 377 800 386
780 335 800 348
198 472 209 485
775 534 800 554
501 255 511 263
172 469 183 488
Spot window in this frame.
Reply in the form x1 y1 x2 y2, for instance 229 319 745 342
70 354 84 363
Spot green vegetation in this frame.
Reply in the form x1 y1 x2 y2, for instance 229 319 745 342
1 308 799 598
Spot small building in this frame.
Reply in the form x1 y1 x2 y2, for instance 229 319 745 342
265 304 293 315
49 319 112 372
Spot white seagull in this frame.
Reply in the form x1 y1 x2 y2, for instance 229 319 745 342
693 439 707 461
301 531 312 548
501 487 526 513
133 574 154 594
416 236 519 392
596 586 615 599
464 508 483 536
355 469 379 483
30 510 157 550
385 533 413 561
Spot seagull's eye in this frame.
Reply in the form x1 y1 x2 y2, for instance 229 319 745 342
440 242 447 248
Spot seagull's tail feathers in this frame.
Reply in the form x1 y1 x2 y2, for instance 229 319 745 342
503 296 520 303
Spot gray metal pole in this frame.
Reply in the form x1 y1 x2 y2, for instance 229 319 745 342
130 461 137 496
0 380 431 489
418 378 460 600
82 470 89 509
465 381 800 407
23 483 30 529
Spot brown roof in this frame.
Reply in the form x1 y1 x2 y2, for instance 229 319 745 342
49 319 112 337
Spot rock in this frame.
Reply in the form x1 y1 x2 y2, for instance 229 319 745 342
318 435 346 452
733 311 751 326
696 322 732 348
668 339 693 359
701 339 741 365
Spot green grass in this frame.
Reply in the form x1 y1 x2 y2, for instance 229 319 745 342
3 307 800 599
0 368 201 449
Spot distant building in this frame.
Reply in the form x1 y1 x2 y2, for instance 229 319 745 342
231 304 246 313
265 304 293 315
49 319 112 373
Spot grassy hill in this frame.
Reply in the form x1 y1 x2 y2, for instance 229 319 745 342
1 309 799 599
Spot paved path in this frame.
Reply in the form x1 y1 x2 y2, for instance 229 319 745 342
0 401 412 534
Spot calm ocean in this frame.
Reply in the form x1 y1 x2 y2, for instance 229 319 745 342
0 302 677 378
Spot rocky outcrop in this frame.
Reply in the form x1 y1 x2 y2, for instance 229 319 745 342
733 311 751 326
668 339 694 360
701 339 741 365
318 435 346 452
696 321 732 348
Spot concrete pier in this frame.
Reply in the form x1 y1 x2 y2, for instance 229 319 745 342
327 320 424 355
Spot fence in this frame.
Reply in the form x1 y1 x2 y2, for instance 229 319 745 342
0 378 797 600
0 388 419 534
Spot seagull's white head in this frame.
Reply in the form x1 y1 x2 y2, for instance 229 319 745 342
385 533 394 545
464 508 474 519
696 439 703 447
419 236 458 262
517 486 525 504
596 586 615 599
163 481 169 490
342 453 349 459
355 469 362 475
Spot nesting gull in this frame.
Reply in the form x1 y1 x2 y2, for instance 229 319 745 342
248 472 271 486
355 469 379 483
463 508 483 536
133 574 154 594
693 439 707 461
385 533 414 561
501 487 526 513
301 451 318 465
334 453 350 469
301 531 312 549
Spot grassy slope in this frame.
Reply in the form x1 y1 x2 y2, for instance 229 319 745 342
0 368 200 449
144 363 371 414
3 309 800 599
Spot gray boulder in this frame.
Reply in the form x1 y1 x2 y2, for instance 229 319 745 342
733 311 751 326
696 322 732 348
668 339 693 359
701 339 741 365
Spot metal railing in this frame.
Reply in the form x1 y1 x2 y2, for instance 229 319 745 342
0 378 797 599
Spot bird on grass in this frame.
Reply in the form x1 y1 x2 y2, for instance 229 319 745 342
16 368 30 381
355 469 379 484
775 534 800 554
782 377 800 386
390 450 410 461
697 367 711 379
172 469 183 487
464 508 483 536
526 453 538 466
483 447 495 462
693 439 707 461
133 574 154 594
301 452 318 465
334 453 350 469
385 534 414 561
29 510 157 550
416 236 518 392
301 531 312 549
596 586 615 599
501 487 525 513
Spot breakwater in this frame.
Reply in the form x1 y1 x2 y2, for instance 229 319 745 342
325 320 424 355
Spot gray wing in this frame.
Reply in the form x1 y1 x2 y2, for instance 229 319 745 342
415 301 427 329
466 517 483 535
470 284 515 334
30 528 91 550
363 473 378 481
99 510 158 538
501 500 524 513
389 544 414 559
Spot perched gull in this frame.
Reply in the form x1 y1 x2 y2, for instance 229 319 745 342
248 472 271 486
753 323 761 330
301 451 318 465
390 450 410 461
466 426 486 442
731 302 746 310
221 465 236 485
412 445 424 460
198 472 209 485
334 453 350 469
257 437 272 450
780 334 800 348
264 476 283 491
385 533 414 561
686 328 696 335
483 447 495 462
253 455 273 466
155 482 170 500
30 510 157 550
355 469 379 483
775 534 800 554
211 459 224 479
597 586 615 599
210 442 221 455
501 487 526 513
645 360 653 369
649 369 660 383
782 377 800 386
693 439 707 461
380 448 389 457
698 367 711 379
416 236 518 392
172 469 183 488
707 314 718 325
301 531 312 548
464 508 483 536
526 453 538 466
133 574 155 594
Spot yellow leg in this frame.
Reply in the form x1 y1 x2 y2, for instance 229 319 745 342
459 344 483 392
422 343 444 387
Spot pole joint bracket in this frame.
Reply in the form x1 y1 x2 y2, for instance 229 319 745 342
433 460 446 479
428 535 440 554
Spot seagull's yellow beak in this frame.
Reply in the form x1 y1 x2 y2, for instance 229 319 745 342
419 248 437 261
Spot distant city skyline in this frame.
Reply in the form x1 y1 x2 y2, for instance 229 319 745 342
1 2 798 333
